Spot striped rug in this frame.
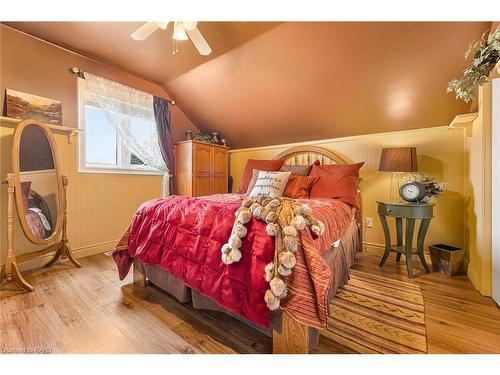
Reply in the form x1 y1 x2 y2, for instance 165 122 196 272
322 269 427 353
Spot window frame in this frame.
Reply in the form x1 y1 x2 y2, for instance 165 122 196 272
77 77 163 176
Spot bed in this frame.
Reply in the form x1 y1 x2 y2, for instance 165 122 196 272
113 146 363 353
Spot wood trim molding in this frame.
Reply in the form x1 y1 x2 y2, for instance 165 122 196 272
0 116 82 144
448 113 478 137
2 239 119 272
229 125 450 154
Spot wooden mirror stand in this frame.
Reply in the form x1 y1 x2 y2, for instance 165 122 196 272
1 120 81 293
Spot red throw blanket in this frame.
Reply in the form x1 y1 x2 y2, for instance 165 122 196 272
113 194 354 329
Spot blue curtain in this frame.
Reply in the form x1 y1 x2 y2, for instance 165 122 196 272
153 96 176 195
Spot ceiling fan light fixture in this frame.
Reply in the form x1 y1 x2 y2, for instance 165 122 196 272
172 22 188 41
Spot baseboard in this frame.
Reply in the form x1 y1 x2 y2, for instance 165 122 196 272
467 261 479 289
5 240 119 272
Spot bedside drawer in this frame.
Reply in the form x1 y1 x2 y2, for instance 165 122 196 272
378 204 410 217
377 202 433 219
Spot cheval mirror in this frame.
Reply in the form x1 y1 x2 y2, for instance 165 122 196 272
1 119 80 293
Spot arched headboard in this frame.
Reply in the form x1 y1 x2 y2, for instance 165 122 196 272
272 145 363 248
272 145 350 165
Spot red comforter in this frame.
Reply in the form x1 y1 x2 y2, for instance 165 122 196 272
113 194 354 329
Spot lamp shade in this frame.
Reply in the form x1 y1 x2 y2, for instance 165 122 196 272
379 147 418 172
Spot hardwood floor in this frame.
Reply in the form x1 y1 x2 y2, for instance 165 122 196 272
1 252 499 354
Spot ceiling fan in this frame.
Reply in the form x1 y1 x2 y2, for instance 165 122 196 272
130 21 212 56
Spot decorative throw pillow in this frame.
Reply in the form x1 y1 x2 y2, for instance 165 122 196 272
237 159 284 193
247 171 291 198
245 169 262 195
309 162 364 209
283 174 319 199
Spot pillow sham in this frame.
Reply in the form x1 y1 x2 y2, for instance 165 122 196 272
283 174 319 199
238 159 284 193
309 162 364 209
247 171 291 198
279 160 320 176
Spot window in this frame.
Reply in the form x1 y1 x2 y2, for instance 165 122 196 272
77 74 164 175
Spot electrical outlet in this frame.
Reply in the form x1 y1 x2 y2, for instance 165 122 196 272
365 217 374 228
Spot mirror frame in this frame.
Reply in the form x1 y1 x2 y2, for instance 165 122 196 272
12 119 65 245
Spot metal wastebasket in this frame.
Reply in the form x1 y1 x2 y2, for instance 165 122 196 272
429 244 464 276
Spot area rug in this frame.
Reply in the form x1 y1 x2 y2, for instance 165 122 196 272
322 269 428 353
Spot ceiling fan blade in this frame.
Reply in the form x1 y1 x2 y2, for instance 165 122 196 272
187 27 212 56
131 22 160 40
156 22 169 30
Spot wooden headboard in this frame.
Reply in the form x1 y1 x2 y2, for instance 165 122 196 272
272 145 350 165
272 145 363 246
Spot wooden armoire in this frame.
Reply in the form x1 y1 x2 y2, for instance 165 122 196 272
174 140 229 196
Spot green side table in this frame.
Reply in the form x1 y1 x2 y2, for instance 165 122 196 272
377 201 433 278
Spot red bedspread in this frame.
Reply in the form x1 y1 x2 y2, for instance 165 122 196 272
113 193 355 329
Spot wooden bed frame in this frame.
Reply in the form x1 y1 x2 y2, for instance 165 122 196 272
133 145 362 354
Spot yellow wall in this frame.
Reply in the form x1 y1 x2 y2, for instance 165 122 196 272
230 126 467 255
0 121 162 270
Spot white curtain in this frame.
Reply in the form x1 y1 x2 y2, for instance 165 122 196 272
83 73 170 196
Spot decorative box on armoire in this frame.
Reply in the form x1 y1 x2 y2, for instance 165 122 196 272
175 140 229 197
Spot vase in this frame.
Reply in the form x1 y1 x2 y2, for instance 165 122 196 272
185 130 193 140
211 132 220 144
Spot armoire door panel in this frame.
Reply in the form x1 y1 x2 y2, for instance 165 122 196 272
194 175 212 197
194 143 212 175
213 148 228 174
213 176 228 194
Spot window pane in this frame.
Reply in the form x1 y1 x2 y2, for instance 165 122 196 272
130 153 144 165
85 105 117 165
121 116 156 168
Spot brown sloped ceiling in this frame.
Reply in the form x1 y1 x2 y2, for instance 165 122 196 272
6 21 490 149
165 22 490 148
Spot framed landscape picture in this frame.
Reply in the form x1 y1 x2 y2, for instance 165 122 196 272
5 89 63 125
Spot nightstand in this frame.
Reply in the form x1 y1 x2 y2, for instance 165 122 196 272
377 201 433 278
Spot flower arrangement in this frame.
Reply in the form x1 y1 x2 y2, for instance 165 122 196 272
447 26 500 103
403 174 448 201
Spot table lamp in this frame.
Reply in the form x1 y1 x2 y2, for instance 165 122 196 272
379 147 418 201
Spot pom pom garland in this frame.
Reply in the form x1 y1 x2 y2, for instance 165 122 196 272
265 211 278 223
242 198 253 208
234 223 248 238
283 235 298 252
283 226 297 237
237 210 252 224
221 243 231 254
264 289 280 310
279 251 297 269
229 235 242 249
224 196 325 311
266 222 279 236
278 264 292 276
270 277 287 298
290 215 307 231
229 249 242 263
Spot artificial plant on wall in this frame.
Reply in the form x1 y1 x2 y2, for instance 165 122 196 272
447 26 500 103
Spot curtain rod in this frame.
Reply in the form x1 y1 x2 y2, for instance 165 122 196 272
69 66 176 105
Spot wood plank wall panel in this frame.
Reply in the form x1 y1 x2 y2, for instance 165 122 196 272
229 126 466 255
0 122 162 269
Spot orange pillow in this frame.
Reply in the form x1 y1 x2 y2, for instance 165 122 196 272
309 162 364 209
283 174 319 199
237 159 284 193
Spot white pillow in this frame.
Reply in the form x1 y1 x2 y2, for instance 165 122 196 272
247 171 291 198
